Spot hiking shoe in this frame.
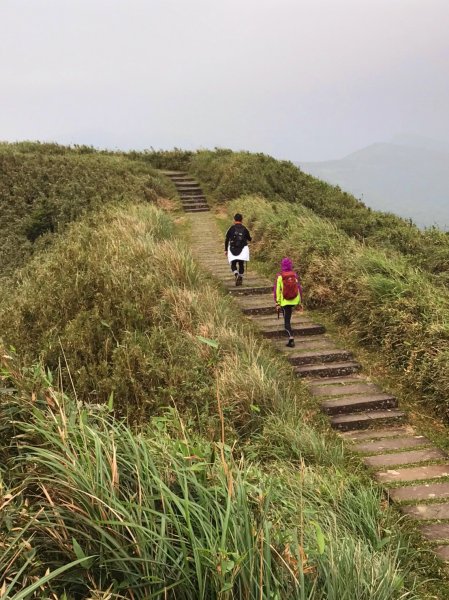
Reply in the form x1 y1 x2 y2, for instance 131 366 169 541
286 338 295 348
236 275 243 286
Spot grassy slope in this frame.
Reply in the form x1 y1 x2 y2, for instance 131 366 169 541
0 142 176 277
0 144 447 598
222 195 449 421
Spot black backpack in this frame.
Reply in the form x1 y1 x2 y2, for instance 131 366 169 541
230 224 245 253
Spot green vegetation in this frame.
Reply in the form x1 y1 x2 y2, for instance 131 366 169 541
130 147 449 278
1 143 448 597
226 195 449 419
0 142 175 277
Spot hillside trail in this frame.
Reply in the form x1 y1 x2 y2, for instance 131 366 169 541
164 170 449 567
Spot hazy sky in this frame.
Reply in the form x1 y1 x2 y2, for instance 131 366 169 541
1 0 449 161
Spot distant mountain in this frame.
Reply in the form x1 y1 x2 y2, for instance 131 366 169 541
299 134 449 229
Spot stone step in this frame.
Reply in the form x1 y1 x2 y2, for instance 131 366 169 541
185 208 210 213
181 197 207 203
273 339 336 354
235 294 276 315
364 448 446 469
420 523 449 542
241 305 278 316
340 427 411 441
330 409 406 432
376 463 449 484
178 188 203 195
260 323 326 339
310 382 383 397
321 393 397 416
173 181 199 187
227 286 274 296
221 277 269 287
435 546 449 562
389 482 449 503
288 349 353 367
402 503 449 520
353 434 430 454
183 204 209 210
309 375 365 386
296 361 361 379
250 313 314 325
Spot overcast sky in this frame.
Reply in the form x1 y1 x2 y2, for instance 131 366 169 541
1 0 449 161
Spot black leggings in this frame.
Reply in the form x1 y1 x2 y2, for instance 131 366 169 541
231 259 245 275
282 305 294 337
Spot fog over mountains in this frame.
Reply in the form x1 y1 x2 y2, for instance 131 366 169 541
300 134 449 229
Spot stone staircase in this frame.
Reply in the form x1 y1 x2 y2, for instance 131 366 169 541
186 202 449 566
163 171 209 213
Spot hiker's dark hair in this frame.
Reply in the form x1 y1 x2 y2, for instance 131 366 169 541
234 213 243 222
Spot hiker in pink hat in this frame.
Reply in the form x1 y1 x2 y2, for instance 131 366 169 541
274 257 303 347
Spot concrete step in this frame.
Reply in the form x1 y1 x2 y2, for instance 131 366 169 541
420 523 449 542
235 294 276 315
321 393 397 416
273 338 336 354
173 181 199 187
288 349 353 367
308 375 364 386
259 322 326 338
185 208 210 213
250 312 314 323
340 427 412 441
227 285 274 296
402 503 449 520
178 188 203 195
364 448 446 469
376 463 449 484
330 409 406 432
310 381 383 397
435 546 449 562
240 305 277 316
353 434 430 454
389 482 449 503
181 197 207 203
296 361 361 378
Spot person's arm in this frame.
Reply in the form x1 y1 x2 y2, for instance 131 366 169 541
225 226 233 252
296 273 303 302
245 227 252 243
276 275 283 305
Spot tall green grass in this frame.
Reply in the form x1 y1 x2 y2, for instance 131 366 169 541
0 357 422 599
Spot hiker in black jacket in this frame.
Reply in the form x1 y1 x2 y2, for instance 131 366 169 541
224 213 252 286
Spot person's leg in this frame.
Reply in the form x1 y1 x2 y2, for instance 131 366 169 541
235 260 244 285
230 259 238 275
283 305 294 346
